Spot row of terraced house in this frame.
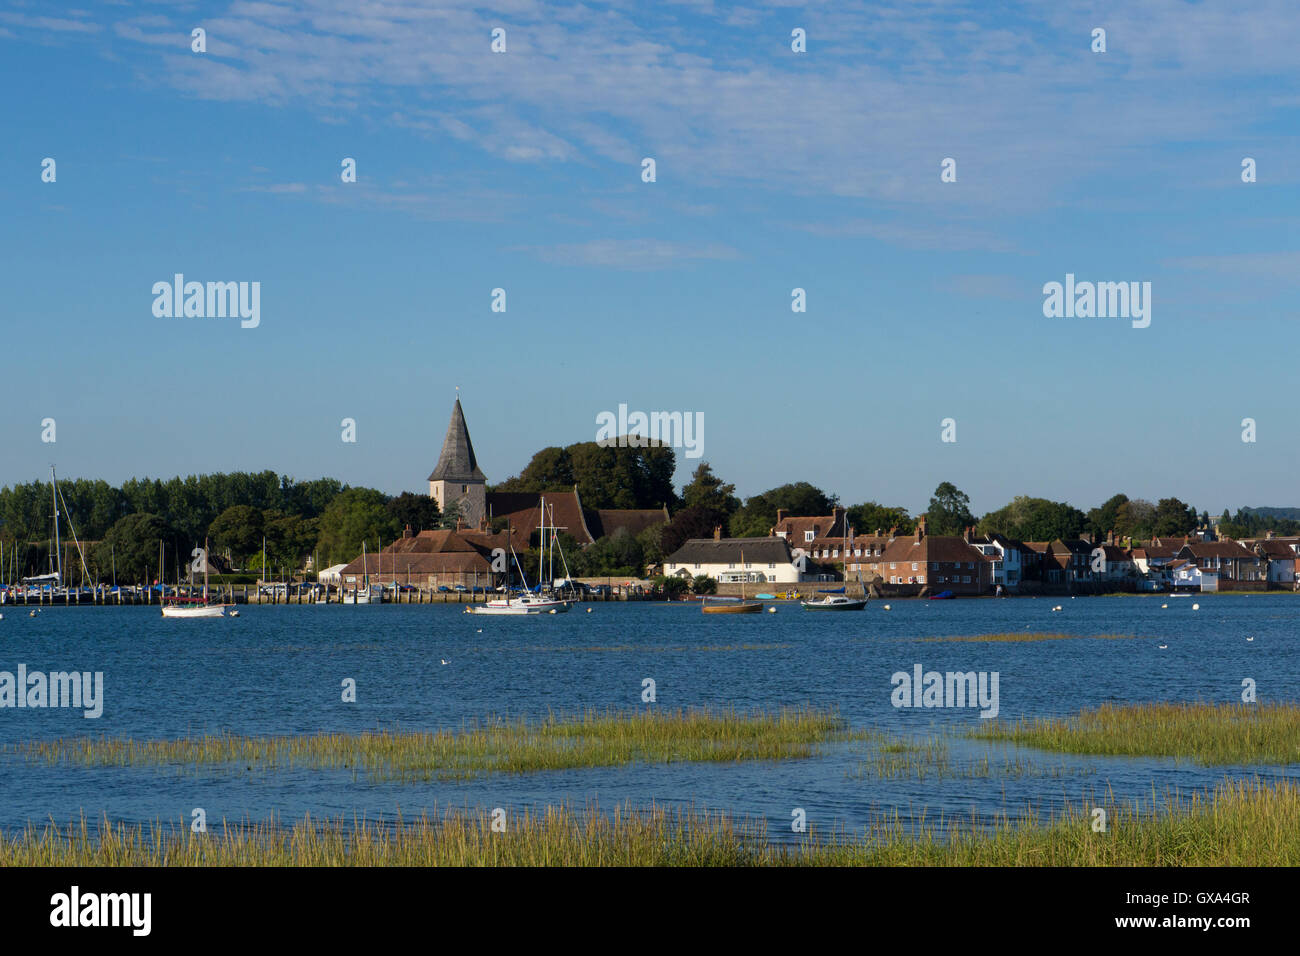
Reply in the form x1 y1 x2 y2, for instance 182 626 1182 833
663 507 1299 596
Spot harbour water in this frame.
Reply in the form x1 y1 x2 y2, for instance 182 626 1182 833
1 596 1296 841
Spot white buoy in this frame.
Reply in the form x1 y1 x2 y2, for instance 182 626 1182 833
29 610 36 617
767 607 777 614
1192 603 1200 610
1161 604 1168 609
883 604 891 610
1158 643 1168 649
476 628 482 633
549 609 556 614
440 659 449 665
587 608 593 613
1247 636 1255 642
231 610 240 617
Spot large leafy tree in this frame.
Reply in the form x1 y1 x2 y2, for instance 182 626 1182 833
316 488 400 566
386 492 441 534
680 462 740 517
494 441 676 510
660 504 729 558
1153 497 1198 537
1086 493 1129 540
208 505 265 566
926 482 975 536
93 513 176 583
729 482 836 537
979 496 1085 541
846 502 914 536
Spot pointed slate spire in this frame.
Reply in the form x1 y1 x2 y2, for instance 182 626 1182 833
428 397 486 482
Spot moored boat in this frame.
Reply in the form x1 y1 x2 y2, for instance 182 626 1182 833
702 597 763 614
801 593 867 611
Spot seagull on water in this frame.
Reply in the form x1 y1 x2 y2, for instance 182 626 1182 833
1247 636 1255 642
440 659 449 665
1157 643 1168 649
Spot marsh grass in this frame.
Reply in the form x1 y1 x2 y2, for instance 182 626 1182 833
11 706 855 783
850 732 1090 781
918 632 1142 643
5 779 1298 866
972 701 1300 765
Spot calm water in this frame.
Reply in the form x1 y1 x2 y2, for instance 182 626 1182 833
1 595 1297 840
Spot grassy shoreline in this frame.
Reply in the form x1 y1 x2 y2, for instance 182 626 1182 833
9 707 855 782
972 701 1300 765
4 778 1297 865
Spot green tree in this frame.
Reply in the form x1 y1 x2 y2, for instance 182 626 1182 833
926 482 974 536
846 502 914 536
1086 493 1129 540
729 482 835 537
93 513 175 584
208 505 264 566
691 574 717 595
680 462 739 517
386 492 441 533
316 489 400 566
660 505 728 558
1153 498 1197 537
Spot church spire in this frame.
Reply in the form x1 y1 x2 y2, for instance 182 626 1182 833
428 396 486 483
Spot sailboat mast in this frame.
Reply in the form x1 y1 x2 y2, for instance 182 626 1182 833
51 466 62 583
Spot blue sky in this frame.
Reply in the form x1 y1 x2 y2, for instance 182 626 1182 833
1 0 1297 516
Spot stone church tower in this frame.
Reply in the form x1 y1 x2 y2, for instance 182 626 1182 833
428 396 487 529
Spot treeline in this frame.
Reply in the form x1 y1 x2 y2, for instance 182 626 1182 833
4 454 1291 584
0 472 448 583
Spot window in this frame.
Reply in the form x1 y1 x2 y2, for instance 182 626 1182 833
917 576 925 584
768 563 776 569
461 485 467 494
911 563 918 571
931 562 939 570
890 563 896 569
728 562 735 569
805 531 815 542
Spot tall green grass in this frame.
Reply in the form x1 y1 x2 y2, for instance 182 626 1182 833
849 733 1088 781
4 779 1298 866
972 701 1300 765
11 707 853 782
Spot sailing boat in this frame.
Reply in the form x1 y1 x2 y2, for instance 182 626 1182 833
469 497 570 615
802 519 867 610
162 537 231 618
353 541 372 604
702 547 762 614
23 467 93 595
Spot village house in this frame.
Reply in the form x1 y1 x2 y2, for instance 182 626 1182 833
965 530 1028 591
664 532 810 584
1170 559 1219 592
1174 540 1263 584
338 525 512 589
1240 535 1300 588
856 517 993 596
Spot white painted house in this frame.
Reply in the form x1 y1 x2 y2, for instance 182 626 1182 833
664 536 811 584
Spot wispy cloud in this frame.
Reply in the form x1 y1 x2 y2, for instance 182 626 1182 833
21 0 1299 210
515 238 741 269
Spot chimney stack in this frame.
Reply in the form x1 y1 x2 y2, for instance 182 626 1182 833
404 524 413 539
915 516 926 542
713 525 722 541
776 509 786 526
